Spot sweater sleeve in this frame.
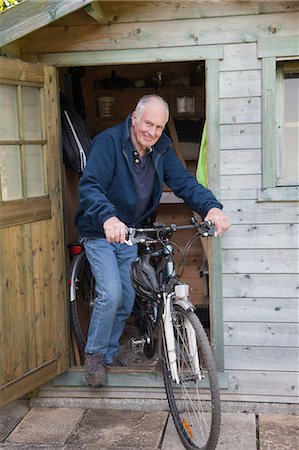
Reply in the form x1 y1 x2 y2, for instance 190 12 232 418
78 133 117 227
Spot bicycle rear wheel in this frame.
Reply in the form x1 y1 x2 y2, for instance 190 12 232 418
69 252 95 351
161 304 221 450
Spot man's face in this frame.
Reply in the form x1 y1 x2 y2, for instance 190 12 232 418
131 99 168 151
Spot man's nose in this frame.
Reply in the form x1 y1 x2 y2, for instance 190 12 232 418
147 126 155 136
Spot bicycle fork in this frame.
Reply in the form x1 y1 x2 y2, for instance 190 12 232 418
162 292 180 383
162 287 202 383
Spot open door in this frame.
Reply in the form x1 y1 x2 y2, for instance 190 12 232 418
0 57 69 406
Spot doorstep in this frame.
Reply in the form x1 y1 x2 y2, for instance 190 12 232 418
53 366 228 389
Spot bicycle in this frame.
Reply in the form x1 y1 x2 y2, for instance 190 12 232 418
68 217 221 450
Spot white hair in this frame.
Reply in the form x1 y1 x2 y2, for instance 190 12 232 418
134 94 169 122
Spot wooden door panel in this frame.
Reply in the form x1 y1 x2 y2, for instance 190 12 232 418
0 58 69 406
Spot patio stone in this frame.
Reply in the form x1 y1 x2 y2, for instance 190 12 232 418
5 407 84 445
259 414 299 450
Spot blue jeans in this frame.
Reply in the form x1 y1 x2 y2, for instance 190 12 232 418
83 238 138 364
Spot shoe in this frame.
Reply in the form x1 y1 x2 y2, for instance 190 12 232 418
107 357 126 367
85 353 107 387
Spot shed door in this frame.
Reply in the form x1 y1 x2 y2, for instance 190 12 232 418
0 58 69 406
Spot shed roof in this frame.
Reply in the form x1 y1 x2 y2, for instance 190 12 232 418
0 0 94 47
1 0 299 49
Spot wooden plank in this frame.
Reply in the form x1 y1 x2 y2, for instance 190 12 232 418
223 273 298 298
54 368 164 388
0 227 5 385
37 45 224 66
220 70 261 98
261 57 276 188
223 298 299 323
257 186 299 202
0 197 51 228
221 174 261 190
224 346 298 371
50 2 299 26
1 228 19 383
20 223 36 371
221 393 298 404
31 221 46 367
11 226 28 378
53 367 228 389
0 0 93 47
221 188 258 200
220 149 261 175
222 249 299 274
206 58 224 372
206 59 220 193
220 43 261 71
0 359 58 407
220 124 261 149
228 370 298 397
222 224 299 249
20 12 299 55
83 2 105 24
220 97 261 125
44 65 69 374
0 57 44 84
258 36 299 58
224 322 299 347
224 199 298 224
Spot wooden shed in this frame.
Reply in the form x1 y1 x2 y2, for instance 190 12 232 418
0 0 298 407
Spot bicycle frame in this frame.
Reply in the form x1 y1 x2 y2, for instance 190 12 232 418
131 221 215 384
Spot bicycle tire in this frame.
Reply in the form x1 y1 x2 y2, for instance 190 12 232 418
69 252 95 351
161 304 221 450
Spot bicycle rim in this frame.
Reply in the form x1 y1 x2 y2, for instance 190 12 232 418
161 305 221 450
70 253 94 351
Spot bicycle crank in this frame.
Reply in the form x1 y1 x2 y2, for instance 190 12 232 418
130 336 151 352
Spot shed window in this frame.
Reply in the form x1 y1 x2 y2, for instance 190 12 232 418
260 59 298 202
277 64 299 187
0 84 47 202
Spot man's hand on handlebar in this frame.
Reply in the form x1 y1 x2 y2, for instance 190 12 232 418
103 217 127 243
204 207 231 236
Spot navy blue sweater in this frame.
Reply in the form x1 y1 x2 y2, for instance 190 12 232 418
75 115 222 237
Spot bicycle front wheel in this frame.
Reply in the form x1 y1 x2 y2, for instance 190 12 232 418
69 252 95 351
161 304 221 450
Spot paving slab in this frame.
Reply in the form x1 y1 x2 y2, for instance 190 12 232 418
162 412 257 449
0 400 30 442
64 409 168 449
259 414 299 450
5 407 84 446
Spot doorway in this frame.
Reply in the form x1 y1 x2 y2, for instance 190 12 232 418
59 60 209 369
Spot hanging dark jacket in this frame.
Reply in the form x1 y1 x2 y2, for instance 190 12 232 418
75 115 222 238
60 93 90 174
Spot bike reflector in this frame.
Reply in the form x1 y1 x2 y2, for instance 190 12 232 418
69 245 82 255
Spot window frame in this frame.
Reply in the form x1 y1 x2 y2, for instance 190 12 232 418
259 54 299 202
0 79 51 227
276 61 299 187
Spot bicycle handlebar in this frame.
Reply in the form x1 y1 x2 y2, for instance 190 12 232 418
126 217 217 245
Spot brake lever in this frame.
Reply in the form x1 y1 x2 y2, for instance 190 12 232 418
197 220 218 237
125 228 149 245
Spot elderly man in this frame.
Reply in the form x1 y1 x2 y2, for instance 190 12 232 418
75 94 230 387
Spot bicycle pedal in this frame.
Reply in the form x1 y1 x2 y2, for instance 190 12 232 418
130 336 146 352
